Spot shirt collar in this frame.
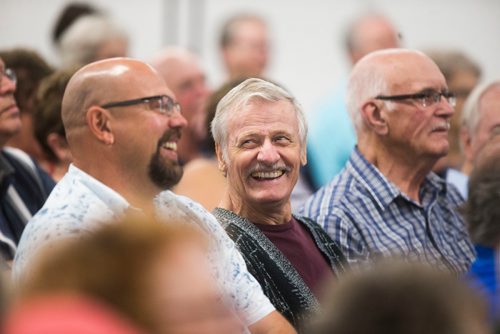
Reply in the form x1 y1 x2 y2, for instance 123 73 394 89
67 164 134 214
347 148 448 210
347 147 400 210
0 151 14 185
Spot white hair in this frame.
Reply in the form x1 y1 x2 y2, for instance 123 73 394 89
211 78 307 162
461 80 500 136
59 14 128 68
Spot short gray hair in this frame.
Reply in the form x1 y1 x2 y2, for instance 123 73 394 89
461 80 500 136
211 78 307 161
59 14 128 68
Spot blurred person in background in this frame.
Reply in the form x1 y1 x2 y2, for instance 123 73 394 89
219 13 270 81
309 260 490 334
33 69 76 182
306 13 401 190
0 56 55 264
51 2 100 48
11 216 243 334
463 135 500 320
0 49 53 162
4 294 144 334
427 50 481 179
453 80 500 198
58 14 129 68
150 47 211 164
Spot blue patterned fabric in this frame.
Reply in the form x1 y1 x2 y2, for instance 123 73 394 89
0 148 55 260
468 245 498 319
301 148 475 274
13 164 274 326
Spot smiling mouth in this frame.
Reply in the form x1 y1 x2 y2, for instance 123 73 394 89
431 122 451 132
251 170 286 180
162 142 177 151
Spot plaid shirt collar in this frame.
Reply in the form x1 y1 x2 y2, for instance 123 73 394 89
347 147 450 210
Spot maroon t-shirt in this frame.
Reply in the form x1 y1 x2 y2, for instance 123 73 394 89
254 217 334 298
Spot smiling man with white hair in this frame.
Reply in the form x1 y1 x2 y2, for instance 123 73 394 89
301 49 475 274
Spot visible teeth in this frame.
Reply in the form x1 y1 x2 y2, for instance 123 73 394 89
251 170 284 179
162 142 177 151
432 122 450 131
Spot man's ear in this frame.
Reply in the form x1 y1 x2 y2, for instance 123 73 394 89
215 144 227 176
361 100 389 135
86 106 114 145
460 127 474 162
300 145 307 166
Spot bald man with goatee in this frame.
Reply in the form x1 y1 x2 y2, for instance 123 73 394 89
14 57 296 334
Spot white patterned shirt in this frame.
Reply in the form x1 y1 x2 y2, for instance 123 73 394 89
13 164 274 325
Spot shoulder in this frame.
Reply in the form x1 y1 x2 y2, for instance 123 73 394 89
2 147 55 193
301 168 357 218
156 191 226 235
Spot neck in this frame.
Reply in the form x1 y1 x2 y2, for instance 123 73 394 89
220 191 292 225
73 157 161 215
358 137 435 203
461 160 473 176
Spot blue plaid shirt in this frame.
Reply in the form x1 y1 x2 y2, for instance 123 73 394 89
300 148 475 274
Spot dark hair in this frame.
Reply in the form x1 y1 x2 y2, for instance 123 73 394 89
52 2 99 45
310 260 488 334
33 69 76 162
427 50 481 83
462 142 500 246
0 48 53 113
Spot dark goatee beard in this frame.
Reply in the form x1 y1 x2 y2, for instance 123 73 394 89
148 130 184 189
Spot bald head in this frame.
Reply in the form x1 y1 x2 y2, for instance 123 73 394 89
346 14 400 64
346 49 445 133
62 57 168 145
149 47 203 89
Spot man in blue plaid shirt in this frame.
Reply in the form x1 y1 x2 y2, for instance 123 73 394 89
301 49 475 274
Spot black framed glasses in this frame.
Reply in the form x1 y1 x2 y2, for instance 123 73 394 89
0 68 17 88
100 95 181 116
375 90 456 108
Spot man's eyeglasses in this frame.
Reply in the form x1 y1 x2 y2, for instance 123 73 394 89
100 95 181 116
0 68 17 88
375 90 456 108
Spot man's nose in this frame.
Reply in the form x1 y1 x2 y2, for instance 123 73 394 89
0 73 16 94
169 112 188 129
257 140 279 163
437 97 455 118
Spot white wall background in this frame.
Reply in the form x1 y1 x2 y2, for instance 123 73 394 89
1 0 498 113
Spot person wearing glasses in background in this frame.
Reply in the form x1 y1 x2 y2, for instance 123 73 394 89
0 57 55 265
13 58 296 334
301 49 475 274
